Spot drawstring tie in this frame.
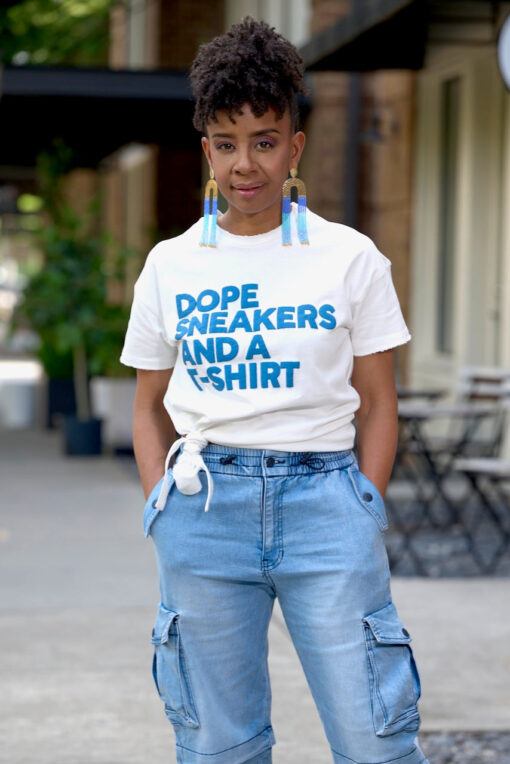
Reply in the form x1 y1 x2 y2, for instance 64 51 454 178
154 431 213 512
299 453 325 470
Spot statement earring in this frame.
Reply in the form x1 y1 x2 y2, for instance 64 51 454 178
199 167 218 248
281 167 309 246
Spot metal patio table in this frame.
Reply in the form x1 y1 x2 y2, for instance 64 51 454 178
386 400 496 573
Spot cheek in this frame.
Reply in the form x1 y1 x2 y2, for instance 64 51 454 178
270 148 292 178
211 162 229 185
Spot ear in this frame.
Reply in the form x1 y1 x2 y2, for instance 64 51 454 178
290 130 306 168
201 136 212 168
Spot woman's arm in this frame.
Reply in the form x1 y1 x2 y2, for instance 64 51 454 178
133 368 176 499
350 349 398 498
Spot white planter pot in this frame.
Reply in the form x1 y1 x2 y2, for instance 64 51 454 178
0 360 43 428
90 377 136 450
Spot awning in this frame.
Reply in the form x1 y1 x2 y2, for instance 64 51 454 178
1 65 192 100
300 0 506 72
300 0 428 71
0 65 195 167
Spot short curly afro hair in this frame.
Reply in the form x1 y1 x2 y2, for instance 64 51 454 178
189 17 305 133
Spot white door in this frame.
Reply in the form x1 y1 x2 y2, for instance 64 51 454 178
411 46 508 389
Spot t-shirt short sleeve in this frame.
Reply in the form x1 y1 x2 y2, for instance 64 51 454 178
120 249 177 370
349 243 411 357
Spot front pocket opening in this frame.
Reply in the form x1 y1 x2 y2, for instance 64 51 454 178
362 602 421 737
143 471 175 537
347 468 389 532
151 604 199 729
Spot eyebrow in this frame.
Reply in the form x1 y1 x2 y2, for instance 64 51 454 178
211 128 281 138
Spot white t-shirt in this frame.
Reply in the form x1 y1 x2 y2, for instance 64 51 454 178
120 205 410 451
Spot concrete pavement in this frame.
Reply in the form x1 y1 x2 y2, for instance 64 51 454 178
1 428 509 763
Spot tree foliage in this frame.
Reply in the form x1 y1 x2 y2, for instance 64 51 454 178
0 0 115 66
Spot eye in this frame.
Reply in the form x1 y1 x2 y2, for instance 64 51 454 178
216 142 234 152
256 139 275 150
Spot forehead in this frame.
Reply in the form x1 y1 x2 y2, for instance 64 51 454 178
205 104 292 136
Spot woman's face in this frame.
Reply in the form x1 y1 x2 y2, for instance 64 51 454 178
201 104 305 235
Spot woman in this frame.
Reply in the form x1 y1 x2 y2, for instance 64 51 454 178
120 17 429 764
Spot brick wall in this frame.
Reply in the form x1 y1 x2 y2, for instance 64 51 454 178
108 3 127 69
359 71 415 382
159 0 226 69
300 0 351 223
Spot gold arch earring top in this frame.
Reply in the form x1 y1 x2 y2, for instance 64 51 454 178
282 167 306 199
204 167 218 200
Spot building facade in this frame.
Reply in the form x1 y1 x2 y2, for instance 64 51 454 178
411 38 510 388
5 0 506 393
302 0 510 391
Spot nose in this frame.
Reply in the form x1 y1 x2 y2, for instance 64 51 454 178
232 146 256 174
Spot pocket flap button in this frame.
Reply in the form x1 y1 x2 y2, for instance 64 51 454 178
363 492 373 502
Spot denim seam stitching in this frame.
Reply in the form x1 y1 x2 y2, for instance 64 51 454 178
263 479 285 570
175 725 274 755
206 463 352 477
329 745 419 763
262 623 272 725
363 623 390 730
277 480 284 564
175 617 200 725
261 567 277 588
261 468 268 570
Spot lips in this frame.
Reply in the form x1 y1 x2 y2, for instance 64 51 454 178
233 183 264 199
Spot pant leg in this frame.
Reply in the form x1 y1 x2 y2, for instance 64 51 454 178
146 470 276 764
243 753 272 764
269 464 429 764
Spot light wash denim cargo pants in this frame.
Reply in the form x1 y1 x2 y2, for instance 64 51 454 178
142 444 429 764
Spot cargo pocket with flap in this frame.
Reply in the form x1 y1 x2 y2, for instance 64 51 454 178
362 601 421 737
151 603 199 728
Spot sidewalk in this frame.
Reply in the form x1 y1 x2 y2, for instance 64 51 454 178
1 428 508 764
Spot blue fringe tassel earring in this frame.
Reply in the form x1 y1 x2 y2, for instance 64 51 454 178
281 168 309 246
199 167 218 248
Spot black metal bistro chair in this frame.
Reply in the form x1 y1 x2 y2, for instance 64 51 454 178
386 368 510 574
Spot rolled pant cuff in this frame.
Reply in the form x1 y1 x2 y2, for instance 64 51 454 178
176 726 275 764
332 745 429 764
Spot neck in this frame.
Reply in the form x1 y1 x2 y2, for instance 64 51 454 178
217 206 281 236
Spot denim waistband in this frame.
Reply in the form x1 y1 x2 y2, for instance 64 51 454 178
154 429 356 514
200 443 356 477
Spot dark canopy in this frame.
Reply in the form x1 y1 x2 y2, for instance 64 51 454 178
300 0 503 72
0 65 195 167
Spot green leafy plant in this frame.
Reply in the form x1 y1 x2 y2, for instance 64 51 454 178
0 0 113 66
14 142 137 420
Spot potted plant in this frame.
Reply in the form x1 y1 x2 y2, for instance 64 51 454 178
15 143 135 454
17 218 107 453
